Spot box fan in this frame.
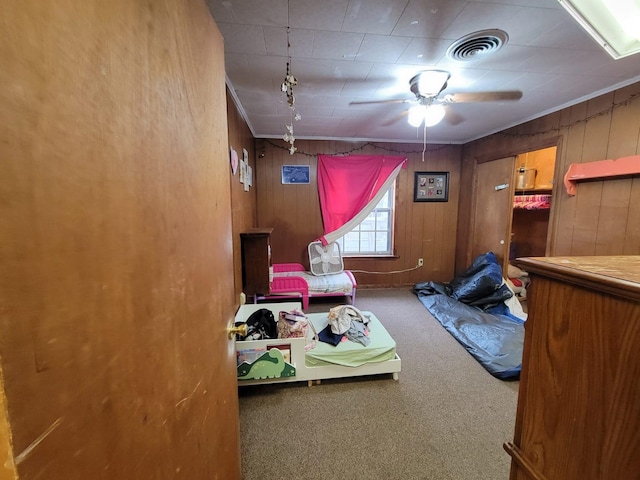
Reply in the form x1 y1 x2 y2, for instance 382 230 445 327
308 241 344 276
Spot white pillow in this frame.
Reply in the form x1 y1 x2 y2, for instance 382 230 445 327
508 264 528 278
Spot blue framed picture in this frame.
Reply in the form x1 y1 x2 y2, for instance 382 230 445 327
281 165 310 184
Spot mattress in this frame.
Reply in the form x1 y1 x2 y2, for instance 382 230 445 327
304 311 396 367
273 270 354 294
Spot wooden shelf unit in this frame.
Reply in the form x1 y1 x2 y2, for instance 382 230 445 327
563 155 640 195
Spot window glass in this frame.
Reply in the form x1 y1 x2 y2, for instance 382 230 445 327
335 186 395 256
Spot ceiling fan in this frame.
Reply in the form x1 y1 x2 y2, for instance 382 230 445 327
350 69 523 128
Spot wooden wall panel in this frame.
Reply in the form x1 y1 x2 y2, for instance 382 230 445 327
570 93 613 254
0 1 240 478
457 81 640 273
227 91 257 300
255 140 462 287
255 139 325 263
456 154 476 271
625 178 640 254
551 102 587 255
605 85 640 255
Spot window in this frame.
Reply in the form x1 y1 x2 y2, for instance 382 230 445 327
336 185 395 256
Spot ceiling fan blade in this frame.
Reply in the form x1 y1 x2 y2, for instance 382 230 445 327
444 108 465 126
381 110 408 126
349 98 412 106
443 91 523 103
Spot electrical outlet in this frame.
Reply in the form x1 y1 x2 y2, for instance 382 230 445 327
418 258 424 267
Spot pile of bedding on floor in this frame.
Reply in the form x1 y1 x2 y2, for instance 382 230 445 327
413 252 525 380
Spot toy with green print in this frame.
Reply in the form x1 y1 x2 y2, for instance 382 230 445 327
237 348 296 380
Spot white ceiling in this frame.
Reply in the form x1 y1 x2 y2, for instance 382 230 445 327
206 0 640 144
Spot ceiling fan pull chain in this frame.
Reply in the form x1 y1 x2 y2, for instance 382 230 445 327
422 122 427 162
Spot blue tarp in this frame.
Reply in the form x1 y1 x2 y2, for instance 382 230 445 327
413 252 523 380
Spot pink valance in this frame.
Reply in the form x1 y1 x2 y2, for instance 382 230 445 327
317 154 407 244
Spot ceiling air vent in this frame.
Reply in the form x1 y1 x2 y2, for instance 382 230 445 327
446 29 508 61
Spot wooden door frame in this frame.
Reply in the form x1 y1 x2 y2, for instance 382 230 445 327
544 136 563 257
466 135 563 273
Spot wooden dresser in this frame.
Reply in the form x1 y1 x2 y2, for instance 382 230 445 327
504 256 640 480
240 228 273 297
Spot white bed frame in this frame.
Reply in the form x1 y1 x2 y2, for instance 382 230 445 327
235 302 401 387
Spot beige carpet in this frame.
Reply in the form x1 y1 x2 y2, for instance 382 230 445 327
238 288 519 480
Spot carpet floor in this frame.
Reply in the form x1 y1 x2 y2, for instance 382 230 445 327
238 287 519 480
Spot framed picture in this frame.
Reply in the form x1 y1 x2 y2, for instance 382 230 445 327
414 171 449 202
281 165 310 184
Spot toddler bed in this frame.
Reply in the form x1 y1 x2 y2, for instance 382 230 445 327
235 302 401 387
254 263 357 309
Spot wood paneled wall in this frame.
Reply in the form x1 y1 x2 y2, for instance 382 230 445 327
255 139 462 287
0 1 240 478
226 91 257 300
457 82 640 273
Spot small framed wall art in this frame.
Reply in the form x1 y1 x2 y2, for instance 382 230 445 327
414 171 449 202
281 165 310 184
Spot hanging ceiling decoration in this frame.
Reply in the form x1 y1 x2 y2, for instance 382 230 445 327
281 4 300 155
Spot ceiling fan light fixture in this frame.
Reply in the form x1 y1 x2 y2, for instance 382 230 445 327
414 70 451 97
424 104 446 127
407 105 426 127
407 104 446 128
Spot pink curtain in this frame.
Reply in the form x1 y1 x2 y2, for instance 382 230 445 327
317 154 407 244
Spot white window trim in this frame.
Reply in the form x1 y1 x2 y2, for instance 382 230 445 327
336 184 396 257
